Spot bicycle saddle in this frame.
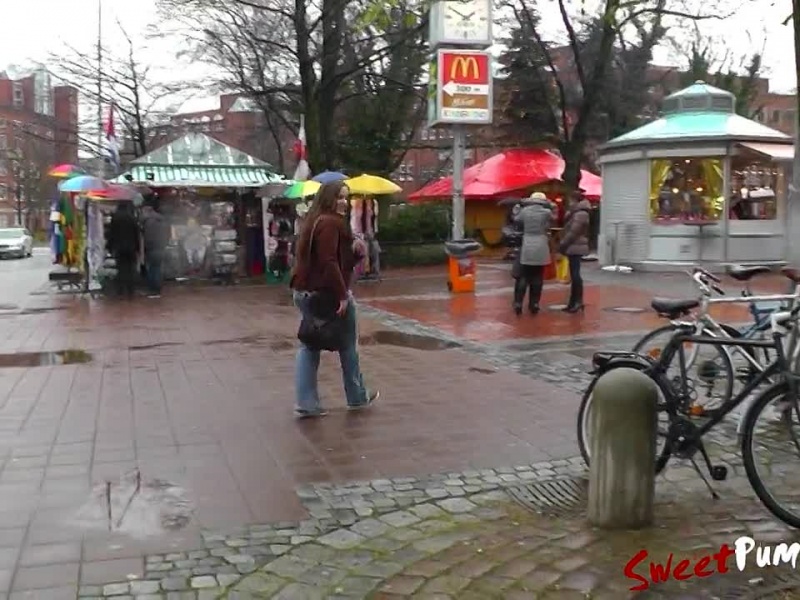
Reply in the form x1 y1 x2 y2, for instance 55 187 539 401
650 297 700 317
727 265 771 281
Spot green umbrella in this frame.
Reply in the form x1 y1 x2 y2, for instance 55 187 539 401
283 180 321 199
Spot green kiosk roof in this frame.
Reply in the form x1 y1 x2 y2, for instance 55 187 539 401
604 81 791 149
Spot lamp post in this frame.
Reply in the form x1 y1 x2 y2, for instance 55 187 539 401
7 149 22 227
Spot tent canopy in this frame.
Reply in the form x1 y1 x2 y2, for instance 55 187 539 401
113 133 286 188
408 148 601 202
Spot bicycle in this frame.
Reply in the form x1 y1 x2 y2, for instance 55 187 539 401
632 266 800 410
578 303 800 527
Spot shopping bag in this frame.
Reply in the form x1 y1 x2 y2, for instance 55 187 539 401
556 255 570 284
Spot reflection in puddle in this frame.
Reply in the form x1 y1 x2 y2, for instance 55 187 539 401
360 330 460 350
71 469 193 538
0 349 92 367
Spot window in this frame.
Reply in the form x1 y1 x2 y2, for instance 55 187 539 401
729 152 780 221
0 161 5 177
0 135 5 150
12 83 23 108
650 158 724 223
0 184 6 200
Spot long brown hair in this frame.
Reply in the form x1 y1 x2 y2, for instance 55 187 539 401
295 181 349 260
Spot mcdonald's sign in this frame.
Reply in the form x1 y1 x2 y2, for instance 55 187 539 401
430 49 493 126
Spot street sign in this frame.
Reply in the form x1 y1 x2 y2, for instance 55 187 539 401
428 49 493 126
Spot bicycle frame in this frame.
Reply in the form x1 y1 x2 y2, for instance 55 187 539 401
652 325 798 451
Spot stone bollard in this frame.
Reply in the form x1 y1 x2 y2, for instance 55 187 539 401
587 367 658 529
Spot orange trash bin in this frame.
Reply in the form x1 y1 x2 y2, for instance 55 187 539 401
444 239 482 293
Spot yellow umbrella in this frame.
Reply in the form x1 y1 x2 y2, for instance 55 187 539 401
345 174 401 196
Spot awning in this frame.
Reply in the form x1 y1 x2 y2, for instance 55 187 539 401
113 165 285 188
738 142 794 161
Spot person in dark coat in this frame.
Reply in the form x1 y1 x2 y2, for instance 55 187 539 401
107 202 140 299
140 204 169 298
512 192 555 315
558 193 592 313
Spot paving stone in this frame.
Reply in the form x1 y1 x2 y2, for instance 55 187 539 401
129 580 160 594
410 504 446 520
231 573 287 595
296 564 348 587
161 577 189 592
274 583 324 600
318 529 366 549
216 573 240 587
349 518 391 539
263 555 316 578
379 510 421 528
437 497 477 514
190 575 217 589
102 582 130 595
332 576 381 596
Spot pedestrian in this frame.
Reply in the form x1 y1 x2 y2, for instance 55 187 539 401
107 202 140 299
140 202 169 298
513 191 554 316
558 192 592 313
289 180 379 418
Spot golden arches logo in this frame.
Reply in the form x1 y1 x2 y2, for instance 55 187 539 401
450 56 480 80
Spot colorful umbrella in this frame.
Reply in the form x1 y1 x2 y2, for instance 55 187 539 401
345 174 401 196
283 180 321 199
59 175 109 193
48 164 86 179
86 184 143 202
312 171 347 184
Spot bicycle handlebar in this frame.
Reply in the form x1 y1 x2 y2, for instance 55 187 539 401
693 266 721 283
689 269 725 296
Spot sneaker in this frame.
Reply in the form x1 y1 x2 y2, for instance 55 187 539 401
348 391 380 411
294 408 329 419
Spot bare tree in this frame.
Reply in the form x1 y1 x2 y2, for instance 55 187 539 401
158 0 428 174
4 121 57 229
47 21 184 165
508 0 740 192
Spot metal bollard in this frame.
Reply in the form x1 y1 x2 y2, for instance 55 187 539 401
587 367 658 529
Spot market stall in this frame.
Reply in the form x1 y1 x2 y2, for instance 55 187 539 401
113 132 287 282
598 81 794 270
407 148 602 251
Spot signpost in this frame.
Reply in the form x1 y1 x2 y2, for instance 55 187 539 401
428 0 494 241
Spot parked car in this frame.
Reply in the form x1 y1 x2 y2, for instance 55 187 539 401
0 228 33 259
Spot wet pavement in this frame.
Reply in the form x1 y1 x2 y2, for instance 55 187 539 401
0 262 796 598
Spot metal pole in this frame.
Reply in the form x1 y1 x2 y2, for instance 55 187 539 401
451 124 466 240
96 0 104 177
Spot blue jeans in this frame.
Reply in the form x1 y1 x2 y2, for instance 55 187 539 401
293 291 369 411
145 253 163 294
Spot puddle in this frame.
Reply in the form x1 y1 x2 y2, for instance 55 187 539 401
129 342 184 351
0 349 92 367
18 306 69 315
71 469 193 538
205 334 268 346
360 330 460 350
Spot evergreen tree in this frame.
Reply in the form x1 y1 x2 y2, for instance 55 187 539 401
497 8 559 146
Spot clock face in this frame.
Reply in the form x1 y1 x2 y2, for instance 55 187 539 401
441 0 490 43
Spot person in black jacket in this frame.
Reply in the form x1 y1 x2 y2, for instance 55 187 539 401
107 202 140 299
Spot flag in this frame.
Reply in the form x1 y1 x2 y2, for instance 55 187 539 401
104 103 120 171
292 115 311 181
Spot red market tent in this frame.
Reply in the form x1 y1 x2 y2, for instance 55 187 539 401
408 148 602 202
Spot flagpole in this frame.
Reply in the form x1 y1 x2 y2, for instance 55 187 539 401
96 0 103 177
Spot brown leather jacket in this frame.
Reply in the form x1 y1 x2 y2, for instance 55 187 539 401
290 214 356 302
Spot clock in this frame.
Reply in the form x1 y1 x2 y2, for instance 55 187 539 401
429 0 492 48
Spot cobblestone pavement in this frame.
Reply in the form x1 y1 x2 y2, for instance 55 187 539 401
1 271 797 599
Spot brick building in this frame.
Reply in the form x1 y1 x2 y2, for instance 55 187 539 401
0 67 78 228
141 94 292 173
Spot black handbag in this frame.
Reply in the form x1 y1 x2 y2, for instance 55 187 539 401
296 219 347 351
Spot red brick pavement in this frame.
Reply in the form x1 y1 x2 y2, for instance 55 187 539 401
0 285 580 566
359 262 762 342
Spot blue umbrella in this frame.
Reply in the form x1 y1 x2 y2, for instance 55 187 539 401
58 175 108 193
311 171 347 184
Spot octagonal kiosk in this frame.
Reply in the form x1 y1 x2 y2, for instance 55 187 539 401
597 81 794 271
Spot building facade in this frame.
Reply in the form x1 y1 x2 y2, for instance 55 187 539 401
142 94 293 175
0 67 78 228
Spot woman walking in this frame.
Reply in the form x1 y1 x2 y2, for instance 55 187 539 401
513 192 554 316
290 181 379 418
558 193 592 313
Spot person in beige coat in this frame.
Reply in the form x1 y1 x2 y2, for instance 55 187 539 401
513 192 555 315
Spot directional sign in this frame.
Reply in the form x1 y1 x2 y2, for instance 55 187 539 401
429 49 493 126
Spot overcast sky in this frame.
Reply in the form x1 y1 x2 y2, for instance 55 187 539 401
0 0 796 107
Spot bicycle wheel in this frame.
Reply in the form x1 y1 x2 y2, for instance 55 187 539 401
741 382 800 528
634 324 735 409
577 360 673 471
